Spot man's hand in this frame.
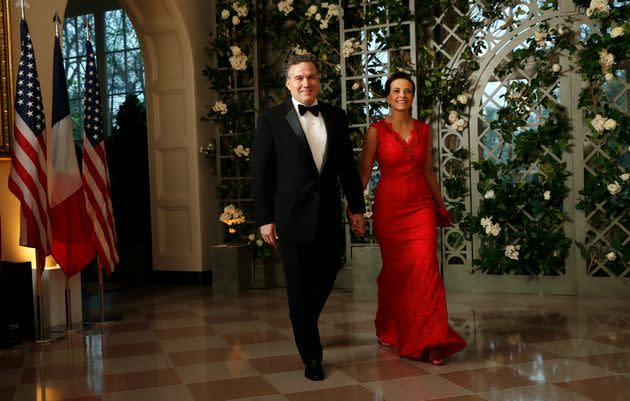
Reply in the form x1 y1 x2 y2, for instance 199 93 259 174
260 223 279 247
349 213 366 237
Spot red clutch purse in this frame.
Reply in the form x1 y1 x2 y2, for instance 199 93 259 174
435 206 452 228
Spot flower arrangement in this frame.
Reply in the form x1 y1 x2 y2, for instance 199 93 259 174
219 204 245 232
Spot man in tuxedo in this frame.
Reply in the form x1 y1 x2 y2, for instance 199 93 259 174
251 53 366 381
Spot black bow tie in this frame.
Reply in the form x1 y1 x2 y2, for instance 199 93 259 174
298 104 320 116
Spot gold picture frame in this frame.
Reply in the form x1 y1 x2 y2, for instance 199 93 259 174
0 0 13 156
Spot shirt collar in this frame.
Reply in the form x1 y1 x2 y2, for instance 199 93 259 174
292 98 319 114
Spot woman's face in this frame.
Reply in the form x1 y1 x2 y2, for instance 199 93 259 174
387 78 414 113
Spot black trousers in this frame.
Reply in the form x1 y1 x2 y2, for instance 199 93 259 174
281 236 341 364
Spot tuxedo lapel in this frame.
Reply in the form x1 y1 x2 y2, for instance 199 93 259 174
283 100 319 173
320 104 332 171
284 103 306 145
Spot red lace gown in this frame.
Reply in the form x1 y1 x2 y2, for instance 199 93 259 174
371 119 466 360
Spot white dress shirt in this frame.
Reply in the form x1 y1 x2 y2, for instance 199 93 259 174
292 98 327 172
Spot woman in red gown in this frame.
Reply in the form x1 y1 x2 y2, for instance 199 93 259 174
357 72 466 364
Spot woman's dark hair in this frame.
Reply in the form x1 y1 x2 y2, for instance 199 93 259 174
284 53 320 79
384 71 415 95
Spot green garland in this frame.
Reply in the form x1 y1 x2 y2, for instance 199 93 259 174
201 0 629 273
574 0 630 273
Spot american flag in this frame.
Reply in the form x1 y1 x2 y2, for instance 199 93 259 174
8 19 52 266
81 39 119 275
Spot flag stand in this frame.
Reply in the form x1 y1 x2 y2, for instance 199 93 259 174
98 263 105 323
34 250 53 343
63 276 80 334
89 261 117 326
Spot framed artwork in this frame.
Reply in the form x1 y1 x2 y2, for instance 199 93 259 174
0 0 13 156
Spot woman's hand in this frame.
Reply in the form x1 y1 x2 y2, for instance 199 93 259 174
349 213 366 236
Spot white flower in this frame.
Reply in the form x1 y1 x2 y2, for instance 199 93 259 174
489 223 501 237
480 216 493 228
231 2 248 17
552 64 561 73
534 30 548 46
606 251 616 261
621 173 630 182
292 45 308 55
611 27 624 38
607 181 622 195
352 81 360 90
248 233 256 242
277 0 294 15
543 190 551 200
591 114 606 133
212 100 228 115
505 244 521 260
306 5 318 18
604 118 617 131
232 15 240 25
509 91 521 100
326 4 341 18
256 239 264 247
314 13 322 21
364 211 373 219
599 49 615 72
221 9 230 20
456 94 468 104
628 145 630 153
605 72 614 81
483 190 495 199
234 145 250 158
448 111 459 124
229 46 247 70
342 38 362 58
586 0 610 18
452 118 468 132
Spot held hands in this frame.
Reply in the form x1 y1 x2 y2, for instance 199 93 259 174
435 205 452 228
346 206 366 236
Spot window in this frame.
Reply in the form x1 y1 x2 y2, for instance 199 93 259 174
63 7 145 142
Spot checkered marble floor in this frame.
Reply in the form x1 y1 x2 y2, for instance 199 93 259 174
1 285 630 401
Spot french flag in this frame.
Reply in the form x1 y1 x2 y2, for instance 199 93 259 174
49 28 95 276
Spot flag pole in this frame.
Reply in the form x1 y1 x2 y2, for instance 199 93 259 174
64 275 77 333
98 260 105 324
35 249 48 342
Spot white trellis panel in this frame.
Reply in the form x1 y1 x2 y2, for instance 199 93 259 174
432 1 629 295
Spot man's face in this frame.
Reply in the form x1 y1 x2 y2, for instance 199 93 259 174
286 61 320 106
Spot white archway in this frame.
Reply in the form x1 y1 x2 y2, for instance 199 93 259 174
115 0 216 273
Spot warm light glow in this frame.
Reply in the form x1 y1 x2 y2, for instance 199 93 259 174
31 264 61 271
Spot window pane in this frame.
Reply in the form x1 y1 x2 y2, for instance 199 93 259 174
62 18 78 58
109 94 126 125
106 52 126 94
69 98 83 142
127 49 145 92
77 14 96 53
124 14 140 49
105 9 125 52
64 58 81 99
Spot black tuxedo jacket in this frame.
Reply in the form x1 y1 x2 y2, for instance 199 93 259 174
251 99 365 247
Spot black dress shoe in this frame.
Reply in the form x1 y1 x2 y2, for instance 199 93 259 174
304 359 325 381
